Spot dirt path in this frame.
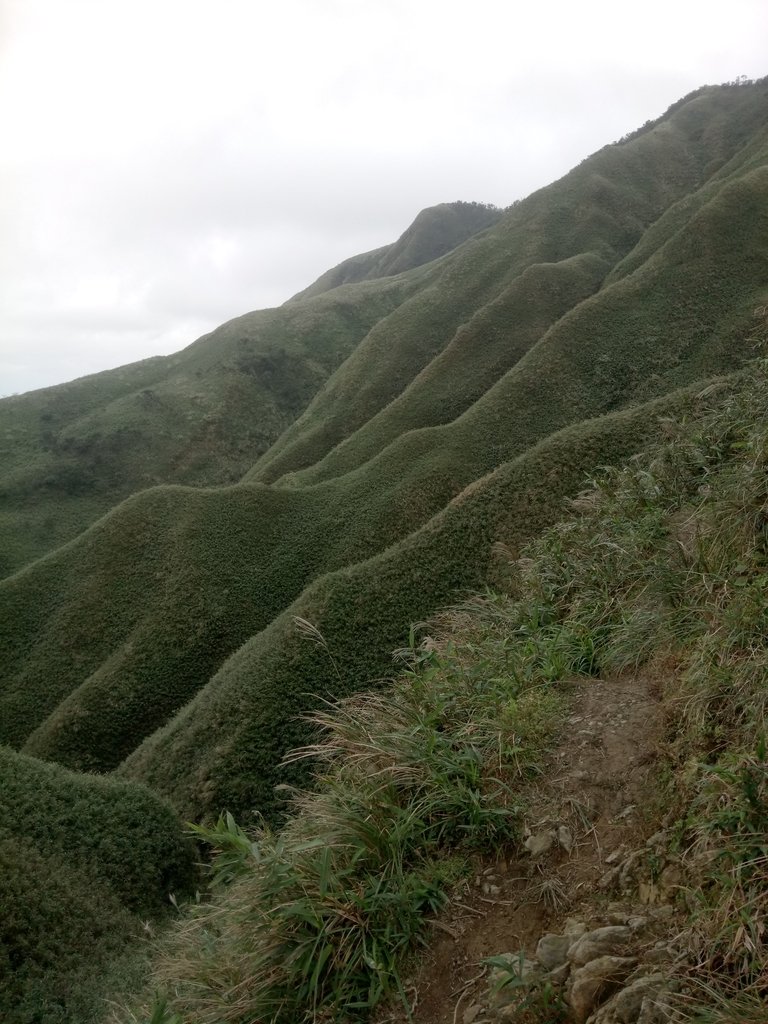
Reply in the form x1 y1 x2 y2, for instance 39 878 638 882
379 673 665 1024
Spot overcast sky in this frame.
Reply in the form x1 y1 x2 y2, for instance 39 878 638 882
1 0 766 396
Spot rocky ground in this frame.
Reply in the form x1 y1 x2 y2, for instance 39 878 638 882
377 674 689 1024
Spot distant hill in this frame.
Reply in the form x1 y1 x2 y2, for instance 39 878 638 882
0 277 415 577
288 200 503 301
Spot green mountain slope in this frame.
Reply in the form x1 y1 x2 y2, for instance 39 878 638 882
119 379 724 820
251 83 768 486
0 745 195 1023
0 275 412 577
1 82 767 829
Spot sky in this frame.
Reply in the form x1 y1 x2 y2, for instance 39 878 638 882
1 0 766 396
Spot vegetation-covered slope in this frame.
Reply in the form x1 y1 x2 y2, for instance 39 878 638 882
0 274 413 576
0 746 195 1024
251 83 768 485
121 348 768 1024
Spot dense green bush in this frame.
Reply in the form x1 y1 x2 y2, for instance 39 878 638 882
0 748 196 1023
0 834 144 1024
0 747 196 915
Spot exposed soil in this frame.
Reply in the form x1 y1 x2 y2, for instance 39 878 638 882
376 673 666 1024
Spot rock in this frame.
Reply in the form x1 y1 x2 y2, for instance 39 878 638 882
569 956 636 1022
564 918 588 937
482 882 501 896
643 948 672 965
548 961 571 987
524 830 556 857
605 849 624 865
615 805 636 821
488 954 540 1008
619 851 644 890
606 911 628 926
585 976 674 1024
645 831 667 849
462 1003 483 1024
637 992 673 1024
536 932 572 970
638 881 660 905
657 863 682 897
558 824 575 852
610 974 667 1022
568 926 632 966
599 865 621 890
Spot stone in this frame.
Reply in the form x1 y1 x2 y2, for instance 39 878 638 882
599 866 621 890
524 830 556 857
548 961 571 987
488 954 540 1008
626 916 648 932
638 881 660 905
558 824 575 852
645 831 667 849
610 974 667 1022
462 1003 483 1024
564 917 588 937
569 956 636 1022
637 992 673 1024
568 926 632 966
615 805 636 821
535 932 572 970
657 863 682 897
606 911 628 926
643 940 678 965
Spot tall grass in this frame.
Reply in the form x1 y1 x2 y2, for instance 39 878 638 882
124 600 566 1024
506 353 768 1011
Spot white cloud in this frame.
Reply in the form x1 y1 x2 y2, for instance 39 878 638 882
1 0 766 394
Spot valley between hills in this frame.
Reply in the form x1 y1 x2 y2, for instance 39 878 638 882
2 79 768 1024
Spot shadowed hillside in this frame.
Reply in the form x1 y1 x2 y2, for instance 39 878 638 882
0 274 414 576
0 746 195 1023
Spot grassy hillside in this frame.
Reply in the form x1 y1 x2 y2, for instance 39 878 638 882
0 746 195 1024
0 275 412 576
0 85 765 576
118 381 718 820
119 352 768 1024
251 82 768 485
